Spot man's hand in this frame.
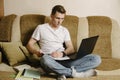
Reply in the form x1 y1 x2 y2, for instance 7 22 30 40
50 51 63 58
35 50 43 57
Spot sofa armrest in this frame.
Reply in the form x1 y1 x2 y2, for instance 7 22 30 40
0 52 2 63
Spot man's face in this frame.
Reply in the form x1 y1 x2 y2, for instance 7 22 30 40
51 11 65 27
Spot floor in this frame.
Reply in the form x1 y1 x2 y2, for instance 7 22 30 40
0 71 120 80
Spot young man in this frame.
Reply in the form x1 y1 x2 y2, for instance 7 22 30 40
26 5 101 80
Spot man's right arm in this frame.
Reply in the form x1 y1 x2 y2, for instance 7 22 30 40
26 38 43 57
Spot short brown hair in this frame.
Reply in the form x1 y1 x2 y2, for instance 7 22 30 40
51 5 66 15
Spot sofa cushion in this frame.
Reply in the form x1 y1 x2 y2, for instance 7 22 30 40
0 63 15 72
19 45 40 66
0 14 17 42
1 42 26 66
11 16 21 42
45 15 79 52
96 58 120 70
20 14 45 46
87 16 112 58
62 15 79 52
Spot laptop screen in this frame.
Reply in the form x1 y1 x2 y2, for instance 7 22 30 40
76 35 99 58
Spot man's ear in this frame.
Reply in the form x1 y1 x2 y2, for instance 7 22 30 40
50 15 54 21
50 15 53 18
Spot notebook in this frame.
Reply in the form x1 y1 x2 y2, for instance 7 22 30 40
54 35 99 60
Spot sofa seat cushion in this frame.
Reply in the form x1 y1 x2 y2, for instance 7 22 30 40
1 42 26 66
96 58 120 70
0 63 15 72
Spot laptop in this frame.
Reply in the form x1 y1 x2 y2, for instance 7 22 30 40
76 35 99 59
54 35 99 60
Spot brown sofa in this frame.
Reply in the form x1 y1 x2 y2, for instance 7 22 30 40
0 14 120 79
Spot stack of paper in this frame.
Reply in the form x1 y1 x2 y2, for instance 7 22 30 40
15 69 40 80
13 64 31 72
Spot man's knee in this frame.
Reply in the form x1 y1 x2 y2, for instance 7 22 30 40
93 54 101 67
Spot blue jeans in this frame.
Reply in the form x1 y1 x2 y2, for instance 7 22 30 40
40 54 101 77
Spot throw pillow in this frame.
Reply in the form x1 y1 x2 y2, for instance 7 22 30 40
1 42 26 66
19 44 40 66
0 14 17 42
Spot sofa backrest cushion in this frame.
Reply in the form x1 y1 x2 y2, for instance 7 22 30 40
0 14 17 42
87 16 112 58
78 16 113 58
20 14 45 46
45 15 79 52
62 15 79 52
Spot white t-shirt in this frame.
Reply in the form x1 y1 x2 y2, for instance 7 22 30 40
32 23 71 54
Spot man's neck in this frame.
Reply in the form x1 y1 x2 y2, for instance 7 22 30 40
49 22 59 30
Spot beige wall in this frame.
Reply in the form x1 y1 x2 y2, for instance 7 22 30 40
4 0 120 25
